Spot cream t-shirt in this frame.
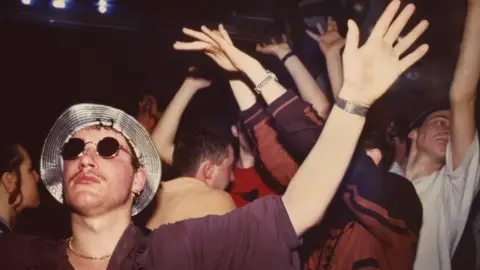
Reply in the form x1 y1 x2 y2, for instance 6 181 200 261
390 134 480 270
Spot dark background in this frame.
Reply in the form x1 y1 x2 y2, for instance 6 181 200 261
0 0 475 239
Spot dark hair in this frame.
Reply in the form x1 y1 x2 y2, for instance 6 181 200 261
0 142 24 204
0 143 24 177
172 129 231 177
360 127 394 170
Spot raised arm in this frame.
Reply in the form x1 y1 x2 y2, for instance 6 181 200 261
306 17 346 99
256 35 331 118
449 0 480 169
173 0 429 235
151 70 211 165
230 79 299 186
281 2 429 235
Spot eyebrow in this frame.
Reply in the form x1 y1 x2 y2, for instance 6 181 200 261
427 116 449 122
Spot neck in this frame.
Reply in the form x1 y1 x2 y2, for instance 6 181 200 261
70 206 131 258
237 147 255 169
405 150 444 181
0 197 17 230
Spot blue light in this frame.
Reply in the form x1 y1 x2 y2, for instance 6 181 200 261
52 0 67 9
21 0 32 5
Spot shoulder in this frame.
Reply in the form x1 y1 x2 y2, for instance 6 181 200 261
195 189 237 214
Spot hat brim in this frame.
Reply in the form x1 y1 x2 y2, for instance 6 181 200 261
40 103 162 216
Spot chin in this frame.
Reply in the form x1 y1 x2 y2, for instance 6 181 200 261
67 194 104 213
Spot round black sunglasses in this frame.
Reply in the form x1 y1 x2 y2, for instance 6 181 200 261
61 137 133 160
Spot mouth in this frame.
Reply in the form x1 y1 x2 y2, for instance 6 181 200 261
434 136 449 146
73 173 101 185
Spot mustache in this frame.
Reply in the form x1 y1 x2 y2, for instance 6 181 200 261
69 170 106 183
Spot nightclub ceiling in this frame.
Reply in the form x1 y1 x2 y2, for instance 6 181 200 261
0 0 473 136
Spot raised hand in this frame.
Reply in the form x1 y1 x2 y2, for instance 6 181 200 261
184 67 212 90
174 25 260 73
138 95 162 118
339 0 429 107
256 34 291 57
306 17 346 55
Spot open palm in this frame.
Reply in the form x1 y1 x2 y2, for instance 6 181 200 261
174 25 259 73
306 17 346 54
341 0 429 107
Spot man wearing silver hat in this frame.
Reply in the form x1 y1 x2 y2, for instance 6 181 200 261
0 1 428 269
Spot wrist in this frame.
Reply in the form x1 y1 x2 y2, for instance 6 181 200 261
337 83 373 108
243 63 269 85
180 80 201 94
325 50 342 59
275 48 292 60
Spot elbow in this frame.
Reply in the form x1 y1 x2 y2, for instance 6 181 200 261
450 91 477 105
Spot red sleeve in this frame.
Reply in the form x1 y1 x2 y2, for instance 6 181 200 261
240 102 298 187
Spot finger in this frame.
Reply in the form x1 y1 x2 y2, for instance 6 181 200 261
270 37 276 44
399 44 429 72
306 29 320 41
332 19 338 31
281 34 288 43
393 20 429 56
219 24 233 44
173 41 211 51
201 25 229 48
256 44 266 52
383 3 416 45
332 23 338 32
327 16 333 31
316 22 325 35
370 0 402 40
344 19 360 56
182 28 216 45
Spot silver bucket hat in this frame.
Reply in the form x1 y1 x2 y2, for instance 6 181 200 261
40 103 162 216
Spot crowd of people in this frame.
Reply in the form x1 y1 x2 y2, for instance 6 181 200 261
1 0 480 269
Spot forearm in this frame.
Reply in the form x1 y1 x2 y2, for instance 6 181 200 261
151 81 197 165
243 62 288 105
450 5 480 103
267 91 324 163
282 89 366 236
449 5 480 168
325 52 344 99
229 79 257 111
278 50 330 118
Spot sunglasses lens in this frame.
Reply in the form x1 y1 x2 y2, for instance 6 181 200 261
61 138 85 160
97 137 120 158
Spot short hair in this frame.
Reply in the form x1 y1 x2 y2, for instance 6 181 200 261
359 127 394 170
172 129 231 177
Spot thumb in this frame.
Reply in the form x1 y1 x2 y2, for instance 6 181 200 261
344 19 359 56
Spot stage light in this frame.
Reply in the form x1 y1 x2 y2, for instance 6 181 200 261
52 0 67 9
21 0 32 5
97 0 109 14
98 5 107 13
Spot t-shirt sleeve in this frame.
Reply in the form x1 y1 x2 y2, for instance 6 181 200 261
444 132 480 243
150 196 301 270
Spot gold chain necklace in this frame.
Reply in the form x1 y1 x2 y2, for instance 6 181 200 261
68 237 112 260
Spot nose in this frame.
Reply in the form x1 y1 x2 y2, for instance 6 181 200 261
78 145 98 169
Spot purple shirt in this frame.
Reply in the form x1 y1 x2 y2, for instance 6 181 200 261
0 196 301 269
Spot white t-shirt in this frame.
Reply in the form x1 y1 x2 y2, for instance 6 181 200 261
390 133 480 270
